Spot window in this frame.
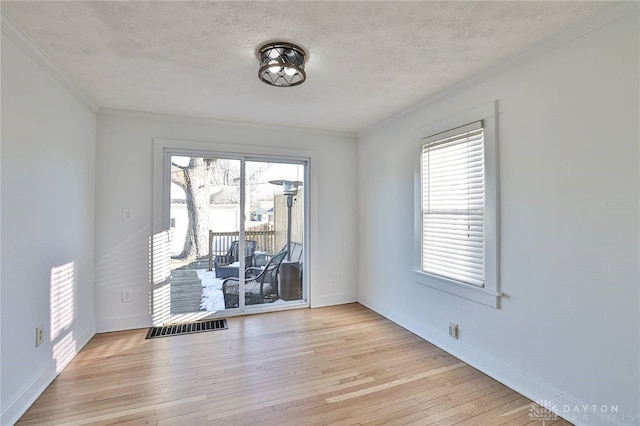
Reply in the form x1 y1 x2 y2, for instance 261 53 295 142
413 102 500 307
421 122 485 286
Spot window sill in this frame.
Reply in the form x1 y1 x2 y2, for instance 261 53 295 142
411 270 501 308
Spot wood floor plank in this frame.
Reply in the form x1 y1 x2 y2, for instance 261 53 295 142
16 303 572 425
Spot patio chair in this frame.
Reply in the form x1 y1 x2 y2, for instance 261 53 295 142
222 250 287 309
254 241 303 267
214 240 257 278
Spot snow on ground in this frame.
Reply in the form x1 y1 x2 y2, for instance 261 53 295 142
198 269 225 311
198 268 289 311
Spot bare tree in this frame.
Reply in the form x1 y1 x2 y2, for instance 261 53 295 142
170 158 274 260
171 158 216 260
211 159 232 186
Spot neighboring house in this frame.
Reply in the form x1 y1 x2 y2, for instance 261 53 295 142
169 187 278 255
254 200 274 222
169 203 240 255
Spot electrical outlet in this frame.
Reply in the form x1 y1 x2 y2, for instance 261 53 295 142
122 289 133 303
36 325 44 347
449 322 459 339
332 272 339 283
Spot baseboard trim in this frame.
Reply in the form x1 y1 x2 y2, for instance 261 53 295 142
96 314 152 333
358 295 630 426
95 295 358 332
0 322 95 426
311 292 357 308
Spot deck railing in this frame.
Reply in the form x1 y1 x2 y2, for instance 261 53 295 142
208 230 276 271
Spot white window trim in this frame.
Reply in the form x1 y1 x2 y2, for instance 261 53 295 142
412 101 501 308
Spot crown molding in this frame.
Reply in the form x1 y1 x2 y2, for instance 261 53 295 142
1 10 98 113
359 1 640 137
98 108 358 139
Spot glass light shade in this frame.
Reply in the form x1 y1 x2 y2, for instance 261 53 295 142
258 42 307 87
268 60 282 74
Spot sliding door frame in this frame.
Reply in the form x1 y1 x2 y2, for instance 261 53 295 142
151 138 314 325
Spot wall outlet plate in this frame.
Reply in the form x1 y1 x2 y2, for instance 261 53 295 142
122 289 133 303
449 322 459 339
36 325 44 347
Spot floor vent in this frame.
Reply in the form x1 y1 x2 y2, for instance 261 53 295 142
145 319 228 339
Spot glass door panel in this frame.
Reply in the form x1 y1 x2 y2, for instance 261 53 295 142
244 161 305 308
169 155 243 314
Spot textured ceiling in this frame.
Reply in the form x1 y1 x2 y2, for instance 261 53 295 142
1 1 614 133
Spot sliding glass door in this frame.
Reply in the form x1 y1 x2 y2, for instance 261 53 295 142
244 160 305 308
161 151 306 320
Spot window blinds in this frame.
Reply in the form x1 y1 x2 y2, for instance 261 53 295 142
421 121 485 287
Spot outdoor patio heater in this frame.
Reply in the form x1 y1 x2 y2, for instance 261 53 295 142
269 179 302 261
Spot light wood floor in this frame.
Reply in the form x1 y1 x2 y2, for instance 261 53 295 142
18 304 570 425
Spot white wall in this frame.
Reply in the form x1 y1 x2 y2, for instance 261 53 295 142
1 35 97 424
358 11 639 426
95 110 358 331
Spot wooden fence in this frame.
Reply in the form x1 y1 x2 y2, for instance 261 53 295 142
208 229 276 271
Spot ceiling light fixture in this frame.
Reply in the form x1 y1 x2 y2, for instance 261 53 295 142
258 42 307 87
